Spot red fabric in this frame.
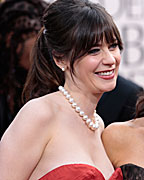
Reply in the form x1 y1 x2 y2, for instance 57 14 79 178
109 168 123 180
39 164 123 180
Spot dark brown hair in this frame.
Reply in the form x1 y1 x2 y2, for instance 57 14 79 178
135 91 144 118
0 0 47 116
23 0 123 102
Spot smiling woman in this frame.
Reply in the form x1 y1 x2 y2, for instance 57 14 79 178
0 0 123 180
73 40 121 94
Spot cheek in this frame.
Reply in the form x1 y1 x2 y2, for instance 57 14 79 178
82 57 100 72
114 50 121 65
74 56 99 77
117 54 121 65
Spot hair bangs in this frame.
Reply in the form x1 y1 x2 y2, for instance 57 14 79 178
70 5 122 65
54 2 123 76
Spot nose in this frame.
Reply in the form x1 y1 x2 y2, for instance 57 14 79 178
102 49 116 66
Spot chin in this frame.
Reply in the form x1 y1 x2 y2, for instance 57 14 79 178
106 86 116 92
100 82 116 93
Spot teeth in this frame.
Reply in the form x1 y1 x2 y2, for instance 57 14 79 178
97 70 113 76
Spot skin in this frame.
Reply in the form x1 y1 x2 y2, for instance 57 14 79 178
0 39 121 180
102 117 144 169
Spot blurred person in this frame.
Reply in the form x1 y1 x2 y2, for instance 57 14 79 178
102 91 144 179
0 0 123 179
0 0 48 138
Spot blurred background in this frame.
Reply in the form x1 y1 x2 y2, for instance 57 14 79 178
45 0 144 88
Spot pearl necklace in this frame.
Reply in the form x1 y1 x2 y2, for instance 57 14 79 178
58 86 102 131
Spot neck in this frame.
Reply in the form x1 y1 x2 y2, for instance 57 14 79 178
58 86 102 131
64 84 102 118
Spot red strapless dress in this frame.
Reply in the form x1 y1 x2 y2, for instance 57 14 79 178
39 164 123 180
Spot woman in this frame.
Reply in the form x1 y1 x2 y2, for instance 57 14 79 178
102 91 144 179
0 0 47 138
0 0 123 179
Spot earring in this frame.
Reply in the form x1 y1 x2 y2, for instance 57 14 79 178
62 67 65 71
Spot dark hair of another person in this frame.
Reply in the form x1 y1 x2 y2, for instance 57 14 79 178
135 92 144 118
0 0 47 116
23 0 123 103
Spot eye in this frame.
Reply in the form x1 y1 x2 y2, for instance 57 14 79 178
88 48 100 55
109 43 119 50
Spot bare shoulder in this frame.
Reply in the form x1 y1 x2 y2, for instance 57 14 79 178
102 122 129 147
1 93 59 143
21 94 54 117
102 122 124 138
13 96 53 130
101 122 130 165
18 95 53 121
0 93 59 179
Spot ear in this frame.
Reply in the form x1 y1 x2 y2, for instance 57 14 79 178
52 51 68 71
53 57 66 71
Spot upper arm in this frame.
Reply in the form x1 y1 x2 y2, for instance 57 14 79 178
0 99 52 180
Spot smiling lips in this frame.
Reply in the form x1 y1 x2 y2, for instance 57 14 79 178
95 69 115 80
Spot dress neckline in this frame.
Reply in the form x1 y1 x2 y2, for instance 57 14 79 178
39 163 105 179
39 163 122 180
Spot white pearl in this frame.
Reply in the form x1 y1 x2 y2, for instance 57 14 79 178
69 98 74 103
61 88 65 93
66 94 70 99
58 86 100 131
79 111 84 117
91 124 97 130
72 102 77 108
86 118 91 124
58 86 63 91
76 106 81 112
95 122 99 128
88 121 93 128
62 67 65 71
64 91 68 95
83 115 88 121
